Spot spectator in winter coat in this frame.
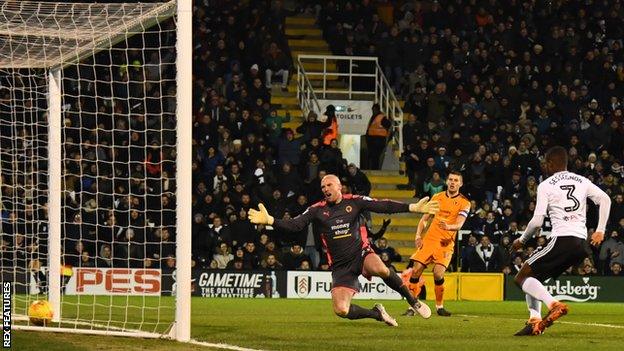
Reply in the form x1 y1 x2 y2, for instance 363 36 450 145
265 109 290 141
282 244 311 270
427 83 452 123
345 163 371 196
599 230 624 271
374 238 402 263
277 129 303 167
296 111 325 142
423 171 445 197
468 235 502 272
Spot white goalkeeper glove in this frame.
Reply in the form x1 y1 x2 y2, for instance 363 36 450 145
248 203 274 225
409 196 440 215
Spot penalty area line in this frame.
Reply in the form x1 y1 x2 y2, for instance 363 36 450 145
188 339 269 351
456 314 624 329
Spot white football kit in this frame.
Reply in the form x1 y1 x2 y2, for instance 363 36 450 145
534 171 610 239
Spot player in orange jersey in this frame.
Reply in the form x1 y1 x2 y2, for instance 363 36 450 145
402 171 470 317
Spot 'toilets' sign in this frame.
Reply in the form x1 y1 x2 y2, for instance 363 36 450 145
317 100 373 135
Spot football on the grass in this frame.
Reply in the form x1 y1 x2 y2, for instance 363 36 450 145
28 300 53 326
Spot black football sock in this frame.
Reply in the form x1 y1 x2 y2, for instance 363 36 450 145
409 275 420 284
344 304 382 320
383 271 417 306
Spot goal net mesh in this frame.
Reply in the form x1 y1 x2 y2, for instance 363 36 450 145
0 0 179 335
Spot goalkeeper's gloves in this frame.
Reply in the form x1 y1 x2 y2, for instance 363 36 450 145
409 196 440 214
248 203 274 225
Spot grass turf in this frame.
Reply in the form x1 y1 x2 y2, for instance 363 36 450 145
12 298 624 351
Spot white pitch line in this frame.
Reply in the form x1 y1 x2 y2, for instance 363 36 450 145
557 321 624 329
16 315 271 350
457 314 624 329
188 339 269 351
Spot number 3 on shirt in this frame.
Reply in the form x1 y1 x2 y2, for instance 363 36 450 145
560 185 580 212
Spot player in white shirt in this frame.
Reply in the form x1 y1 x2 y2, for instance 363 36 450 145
511 146 611 336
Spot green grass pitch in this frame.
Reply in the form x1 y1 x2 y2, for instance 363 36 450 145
12 298 624 350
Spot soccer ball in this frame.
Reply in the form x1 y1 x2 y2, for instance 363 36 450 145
28 300 53 326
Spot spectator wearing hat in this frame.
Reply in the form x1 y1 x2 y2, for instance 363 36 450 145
433 146 451 175
246 63 262 87
365 103 391 170
320 105 338 145
296 111 325 143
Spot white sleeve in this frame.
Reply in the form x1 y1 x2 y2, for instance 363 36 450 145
586 182 612 232
519 183 548 243
533 183 548 216
520 215 545 243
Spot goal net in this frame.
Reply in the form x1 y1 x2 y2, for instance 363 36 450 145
0 0 192 340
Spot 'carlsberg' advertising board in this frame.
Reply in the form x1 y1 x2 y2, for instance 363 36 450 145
286 271 402 300
504 275 624 302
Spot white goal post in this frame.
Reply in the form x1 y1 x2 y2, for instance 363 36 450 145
0 0 192 341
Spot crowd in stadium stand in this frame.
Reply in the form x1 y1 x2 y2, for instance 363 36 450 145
185 0 624 276
311 0 624 276
1 0 623 279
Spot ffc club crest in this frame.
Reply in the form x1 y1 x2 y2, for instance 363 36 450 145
345 205 352 213
295 275 312 298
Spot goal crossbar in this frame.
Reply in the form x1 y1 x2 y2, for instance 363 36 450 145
0 0 176 69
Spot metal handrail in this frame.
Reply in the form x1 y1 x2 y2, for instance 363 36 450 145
295 60 322 119
296 54 404 156
374 61 404 157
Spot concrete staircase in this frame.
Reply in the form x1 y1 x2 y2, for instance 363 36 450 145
267 16 330 132
364 170 418 271
277 16 347 118
281 18 417 270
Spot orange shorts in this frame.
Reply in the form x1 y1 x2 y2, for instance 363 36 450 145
410 241 454 268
